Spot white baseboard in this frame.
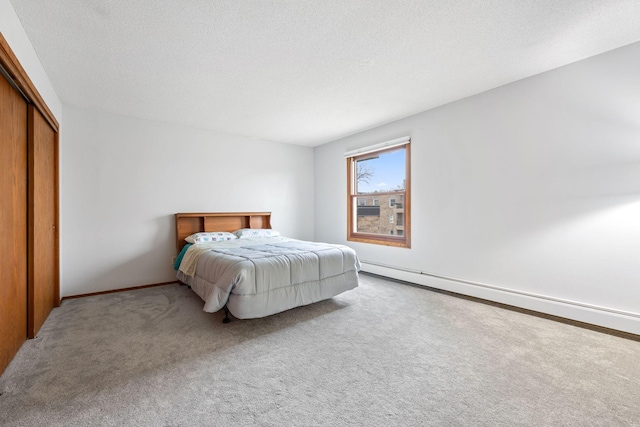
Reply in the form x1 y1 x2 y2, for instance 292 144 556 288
360 262 640 336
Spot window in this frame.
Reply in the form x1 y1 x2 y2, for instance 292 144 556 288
346 137 410 248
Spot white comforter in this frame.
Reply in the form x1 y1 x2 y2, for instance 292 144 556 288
176 237 360 319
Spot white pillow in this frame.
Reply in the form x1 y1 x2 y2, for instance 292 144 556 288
233 228 281 239
185 232 237 243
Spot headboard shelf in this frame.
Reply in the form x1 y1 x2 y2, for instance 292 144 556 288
175 212 272 252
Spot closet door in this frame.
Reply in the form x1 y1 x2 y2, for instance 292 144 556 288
28 105 59 338
0 73 28 374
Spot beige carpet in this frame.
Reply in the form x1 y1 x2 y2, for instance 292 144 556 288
1 273 638 426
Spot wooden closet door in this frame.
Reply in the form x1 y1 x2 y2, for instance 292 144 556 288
0 73 28 374
28 105 59 338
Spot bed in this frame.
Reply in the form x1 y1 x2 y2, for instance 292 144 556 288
174 212 360 321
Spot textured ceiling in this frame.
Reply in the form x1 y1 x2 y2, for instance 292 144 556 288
9 0 640 146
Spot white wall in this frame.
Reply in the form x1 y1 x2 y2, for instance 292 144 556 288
60 105 314 297
0 0 62 120
315 42 640 334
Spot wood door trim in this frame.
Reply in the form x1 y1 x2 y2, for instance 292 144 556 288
27 105 35 338
54 131 60 308
0 32 59 132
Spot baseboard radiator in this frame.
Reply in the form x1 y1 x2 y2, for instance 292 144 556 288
360 260 640 336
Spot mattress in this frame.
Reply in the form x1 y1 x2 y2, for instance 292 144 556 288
176 236 360 319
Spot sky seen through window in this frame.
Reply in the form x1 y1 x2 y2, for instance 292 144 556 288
356 148 405 194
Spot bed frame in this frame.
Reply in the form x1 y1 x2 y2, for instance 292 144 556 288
175 212 272 253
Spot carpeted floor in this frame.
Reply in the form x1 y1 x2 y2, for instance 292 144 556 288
1 273 638 426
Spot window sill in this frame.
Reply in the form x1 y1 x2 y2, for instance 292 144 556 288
347 234 410 248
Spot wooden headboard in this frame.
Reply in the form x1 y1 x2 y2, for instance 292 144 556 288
175 212 272 252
